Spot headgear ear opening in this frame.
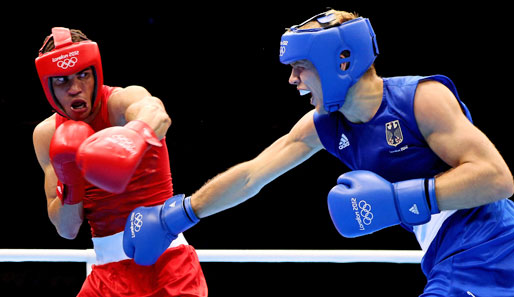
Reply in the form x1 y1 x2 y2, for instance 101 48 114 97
35 27 104 118
279 13 379 112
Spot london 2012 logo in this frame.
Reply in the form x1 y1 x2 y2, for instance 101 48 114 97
279 40 287 56
129 212 144 239
56 57 77 69
351 198 374 231
52 50 80 69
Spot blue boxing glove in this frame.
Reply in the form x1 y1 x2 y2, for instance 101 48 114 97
123 194 199 265
327 170 440 238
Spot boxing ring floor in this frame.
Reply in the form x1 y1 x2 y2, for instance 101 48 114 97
0 248 426 295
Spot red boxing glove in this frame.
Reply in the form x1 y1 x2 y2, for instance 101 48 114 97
49 120 95 204
76 120 162 194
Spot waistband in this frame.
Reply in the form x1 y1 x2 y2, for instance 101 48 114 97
413 210 456 252
92 231 188 265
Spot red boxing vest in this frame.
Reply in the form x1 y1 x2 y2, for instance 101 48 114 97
55 85 173 237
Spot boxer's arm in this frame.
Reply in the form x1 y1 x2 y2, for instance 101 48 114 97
191 110 323 218
33 116 83 239
415 81 514 210
107 86 171 140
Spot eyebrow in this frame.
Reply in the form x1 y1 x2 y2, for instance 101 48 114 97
76 67 93 74
291 60 309 67
53 67 92 78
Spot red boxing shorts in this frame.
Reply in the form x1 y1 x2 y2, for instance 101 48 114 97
77 245 208 297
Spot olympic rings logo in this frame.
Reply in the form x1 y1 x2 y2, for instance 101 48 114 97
56 57 78 69
105 134 137 155
279 40 288 57
279 46 286 57
133 212 144 232
358 200 373 225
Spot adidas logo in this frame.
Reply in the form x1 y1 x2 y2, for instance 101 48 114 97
409 204 419 215
339 133 350 150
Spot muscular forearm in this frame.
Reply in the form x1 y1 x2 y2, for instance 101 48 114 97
190 127 322 218
191 161 262 218
47 198 84 239
435 161 514 210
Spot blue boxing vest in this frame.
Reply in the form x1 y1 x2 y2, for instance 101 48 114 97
314 75 514 288
314 75 478 272
313 75 472 183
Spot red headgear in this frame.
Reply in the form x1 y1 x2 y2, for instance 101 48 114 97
35 27 103 118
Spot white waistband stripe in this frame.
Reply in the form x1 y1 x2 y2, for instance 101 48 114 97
92 231 188 265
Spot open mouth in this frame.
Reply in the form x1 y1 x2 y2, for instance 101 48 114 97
299 89 311 96
70 99 88 111
298 89 315 106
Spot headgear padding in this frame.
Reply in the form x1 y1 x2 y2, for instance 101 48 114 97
279 13 379 112
35 27 103 118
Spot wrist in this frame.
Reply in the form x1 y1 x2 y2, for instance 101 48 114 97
161 195 199 235
124 120 162 147
56 180 85 205
394 177 439 226
426 178 439 214
183 196 200 223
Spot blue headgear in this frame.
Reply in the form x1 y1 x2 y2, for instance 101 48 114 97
279 12 379 112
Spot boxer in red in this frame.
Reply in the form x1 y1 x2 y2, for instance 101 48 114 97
32 27 208 296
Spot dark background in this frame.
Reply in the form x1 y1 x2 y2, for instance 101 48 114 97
1 2 512 296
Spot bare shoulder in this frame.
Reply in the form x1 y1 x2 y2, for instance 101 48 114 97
414 80 468 138
109 85 149 101
33 114 56 167
288 109 322 150
33 114 56 141
107 85 155 125
108 85 151 106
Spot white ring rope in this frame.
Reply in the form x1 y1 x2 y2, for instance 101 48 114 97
0 249 423 263
196 249 423 263
0 249 423 275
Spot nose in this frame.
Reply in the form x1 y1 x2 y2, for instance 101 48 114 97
288 68 300 86
67 77 82 95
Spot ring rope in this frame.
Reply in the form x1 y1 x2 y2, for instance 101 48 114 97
0 248 423 275
0 249 423 263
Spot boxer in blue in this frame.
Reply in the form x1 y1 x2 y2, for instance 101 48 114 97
123 9 514 296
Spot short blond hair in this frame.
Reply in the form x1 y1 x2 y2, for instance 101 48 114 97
298 10 359 30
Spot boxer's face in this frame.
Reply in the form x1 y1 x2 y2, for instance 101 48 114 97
288 59 325 113
51 67 95 120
